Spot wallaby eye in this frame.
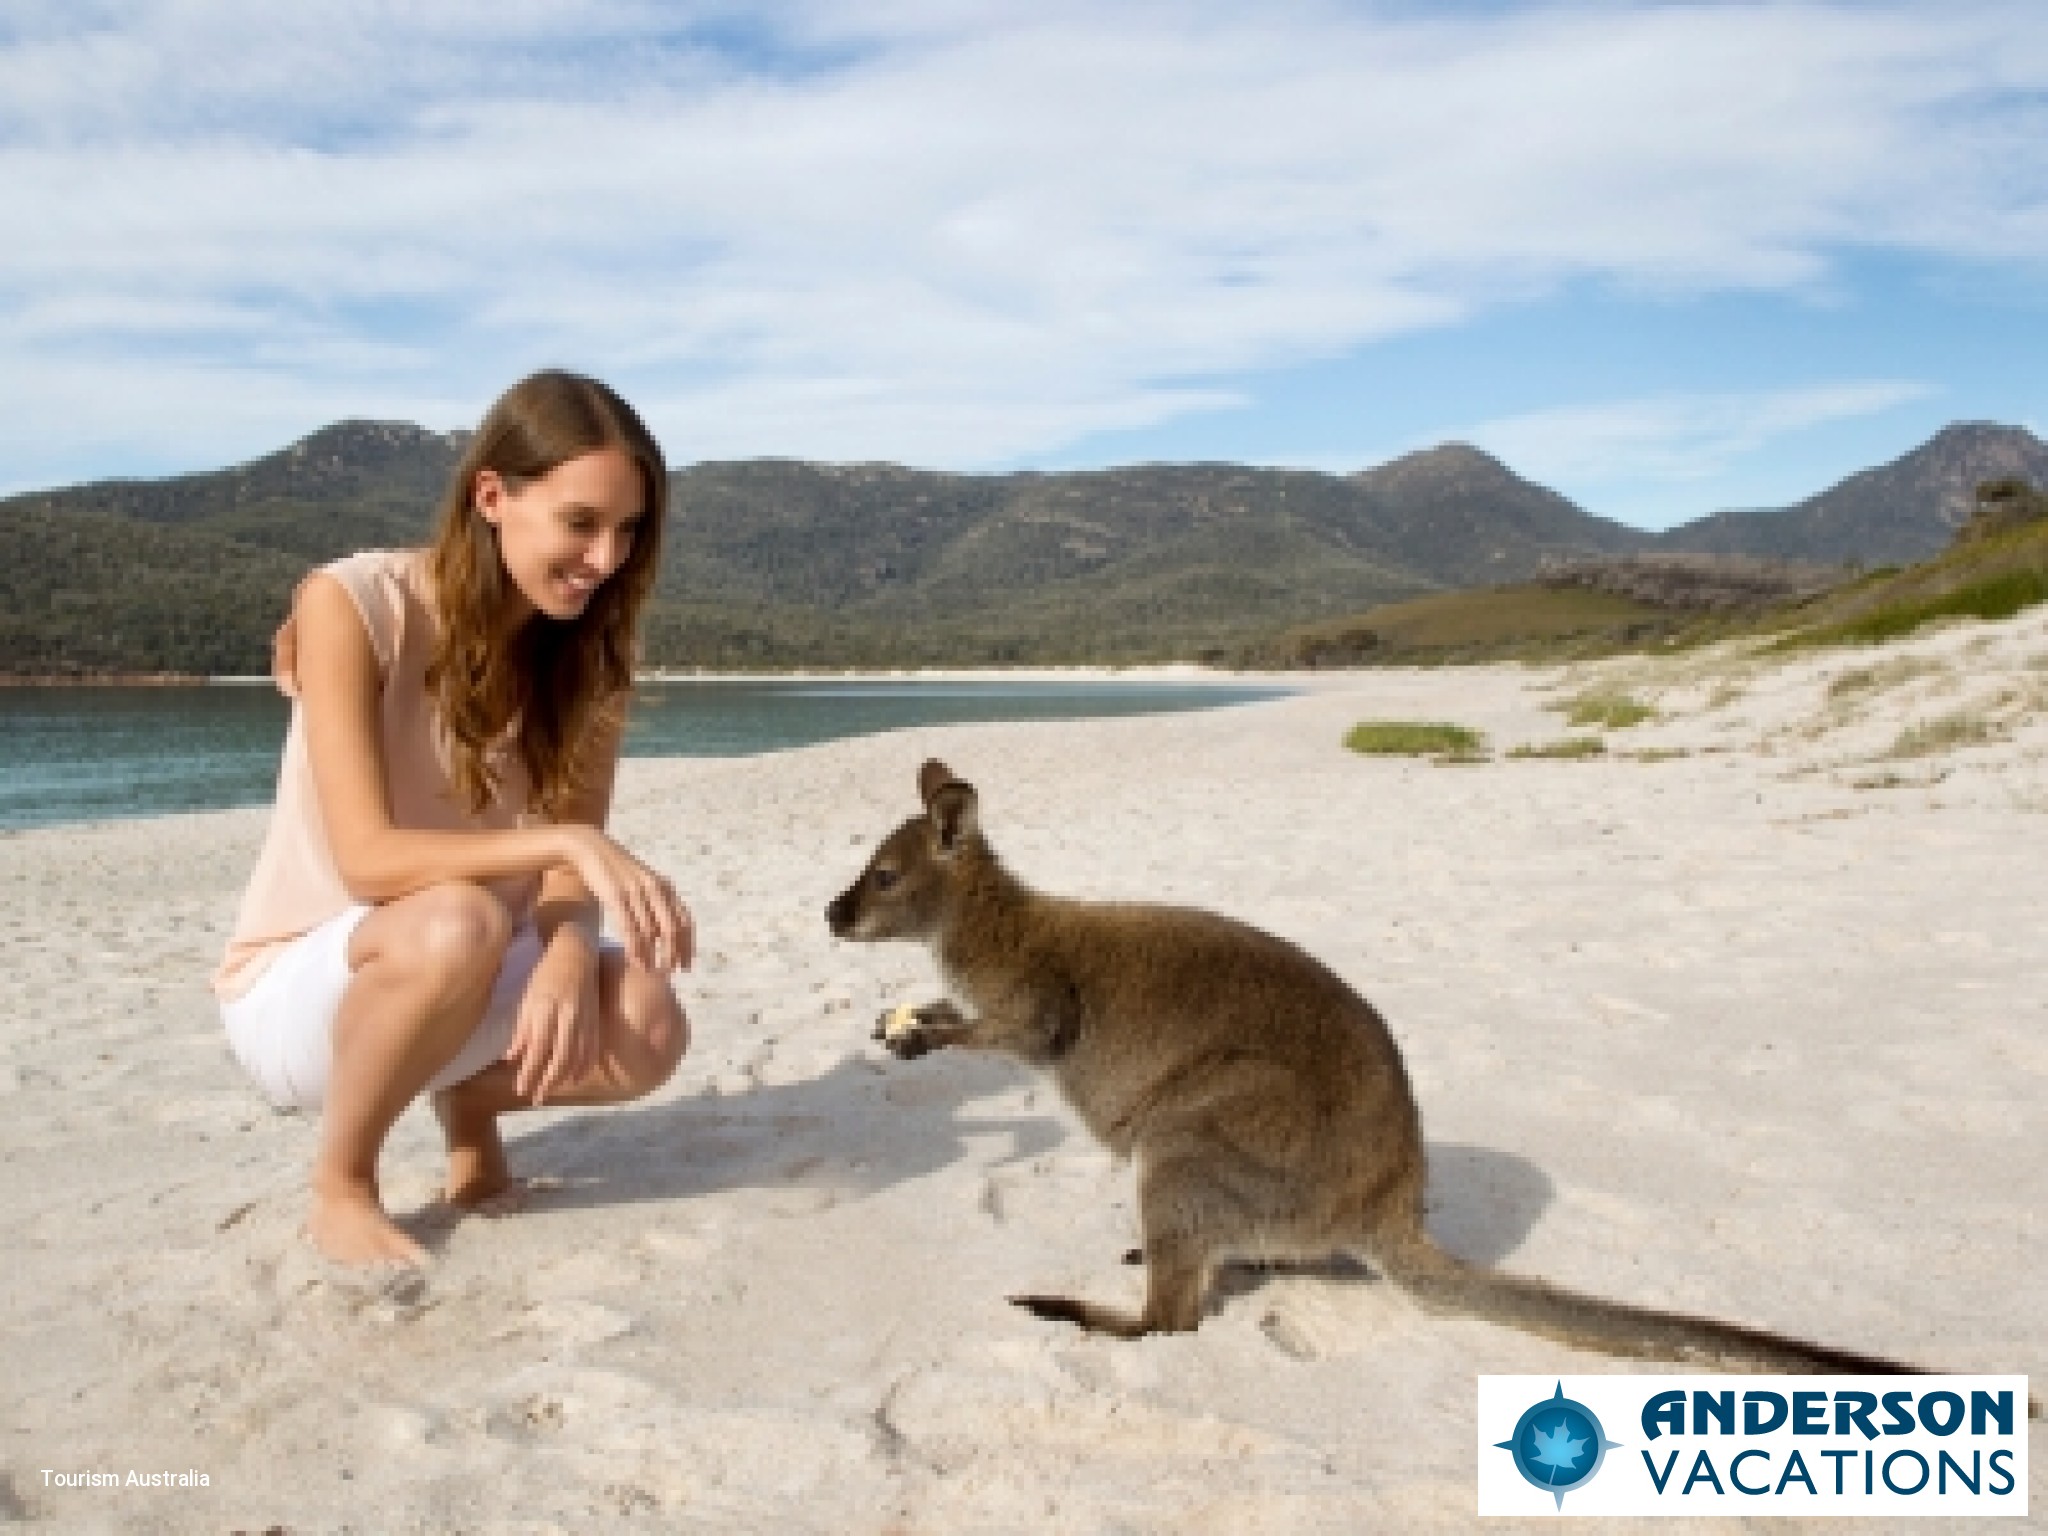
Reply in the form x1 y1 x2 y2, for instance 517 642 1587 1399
873 867 900 892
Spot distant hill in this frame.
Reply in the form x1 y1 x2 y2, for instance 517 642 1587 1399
1256 457 2048 670
1351 443 1650 583
2 421 466 572
0 431 1644 674
0 501 308 677
650 449 1648 662
1653 423 2048 566
3 418 2041 674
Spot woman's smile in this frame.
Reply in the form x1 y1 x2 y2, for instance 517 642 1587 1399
553 569 599 601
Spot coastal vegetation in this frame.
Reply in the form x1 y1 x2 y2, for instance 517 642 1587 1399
1508 737 1606 759
1251 585 1672 670
0 500 304 678
1769 567 2048 652
1755 477 2048 655
1560 691 1656 729
1276 477 2048 672
1343 722 1487 758
1556 696 1654 729
1826 655 1946 698
1888 709 2003 759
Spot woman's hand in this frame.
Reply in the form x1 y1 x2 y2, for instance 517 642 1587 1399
557 825 695 975
508 930 602 1106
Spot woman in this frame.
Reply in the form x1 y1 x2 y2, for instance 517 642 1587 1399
212 370 694 1269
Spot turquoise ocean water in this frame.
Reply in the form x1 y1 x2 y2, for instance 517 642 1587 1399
0 678 1287 833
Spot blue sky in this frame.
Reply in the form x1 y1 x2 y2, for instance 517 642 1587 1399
2 1 2045 529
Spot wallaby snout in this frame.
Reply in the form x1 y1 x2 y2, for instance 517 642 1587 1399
826 822 937 942
823 890 857 938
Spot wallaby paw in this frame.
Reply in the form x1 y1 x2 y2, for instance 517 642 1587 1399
1121 1247 1145 1266
873 1004 925 1056
879 1025 937 1060
874 1001 957 1059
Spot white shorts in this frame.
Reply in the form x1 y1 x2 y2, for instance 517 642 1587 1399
220 903 619 1112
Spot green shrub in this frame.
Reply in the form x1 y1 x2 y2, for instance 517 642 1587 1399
1344 721 1487 757
1778 569 2048 651
1509 737 1606 760
1888 710 2002 759
1826 656 1944 698
1562 692 1656 728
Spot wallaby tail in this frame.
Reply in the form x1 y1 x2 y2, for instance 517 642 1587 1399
1376 1236 1920 1378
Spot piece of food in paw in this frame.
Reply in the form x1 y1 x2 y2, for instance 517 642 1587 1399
882 1003 921 1042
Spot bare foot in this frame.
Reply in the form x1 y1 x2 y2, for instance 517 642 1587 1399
306 1179 429 1268
433 1088 512 1208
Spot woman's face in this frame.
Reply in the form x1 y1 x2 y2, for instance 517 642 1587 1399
475 445 647 629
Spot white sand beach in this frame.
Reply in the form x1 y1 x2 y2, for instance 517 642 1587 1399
3 612 2044 1532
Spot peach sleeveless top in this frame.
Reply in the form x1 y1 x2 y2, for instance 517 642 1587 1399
212 549 540 1003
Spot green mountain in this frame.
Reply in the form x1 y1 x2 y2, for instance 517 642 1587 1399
1655 423 2048 565
0 428 1644 674
3 418 2040 675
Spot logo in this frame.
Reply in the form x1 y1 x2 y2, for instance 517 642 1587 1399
1495 1381 1623 1509
1479 1375 2028 1516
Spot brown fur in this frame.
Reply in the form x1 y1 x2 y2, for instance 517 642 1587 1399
827 761 1948 1379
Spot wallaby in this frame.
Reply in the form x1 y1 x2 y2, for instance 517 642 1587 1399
825 759 1955 1382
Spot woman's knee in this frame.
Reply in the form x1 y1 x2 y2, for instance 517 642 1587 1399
614 965 690 1093
357 882 514 984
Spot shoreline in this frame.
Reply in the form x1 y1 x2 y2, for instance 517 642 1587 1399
188 664 1301 687
0 672 209 687
0 672 1316 839
6 663 1330 689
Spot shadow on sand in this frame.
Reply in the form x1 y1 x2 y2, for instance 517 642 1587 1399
478 1048 1556 1284
484 1049 1063 1218
1203 1138 1556 1300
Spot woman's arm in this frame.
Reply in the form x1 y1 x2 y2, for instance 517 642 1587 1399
512 692 695 1101
295 572 575 901
530 688 695 970
531 702 621 953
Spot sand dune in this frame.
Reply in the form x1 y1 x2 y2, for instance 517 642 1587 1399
2 610 2043 1531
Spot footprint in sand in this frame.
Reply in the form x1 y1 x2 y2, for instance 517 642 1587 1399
1259 1307 1323 1361
379 1404 446 1451
489 1299 637 1348
880 1360 1321 1481
447 1171 568 1221
1251 1272 1397 1362
760 1180 842 1218
524 1244 645 1301
635 1222 729 1277
476 1364 876 1508
272 1242 433 1323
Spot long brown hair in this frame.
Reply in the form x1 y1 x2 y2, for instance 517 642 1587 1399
424 370 667 820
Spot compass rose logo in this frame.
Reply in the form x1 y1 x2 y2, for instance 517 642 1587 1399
1494 1381 1623 1510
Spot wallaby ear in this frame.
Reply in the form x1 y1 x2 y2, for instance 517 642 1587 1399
928 781 980 854
918 759 959 808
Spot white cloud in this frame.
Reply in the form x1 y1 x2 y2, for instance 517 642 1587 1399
0 1 2044 489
